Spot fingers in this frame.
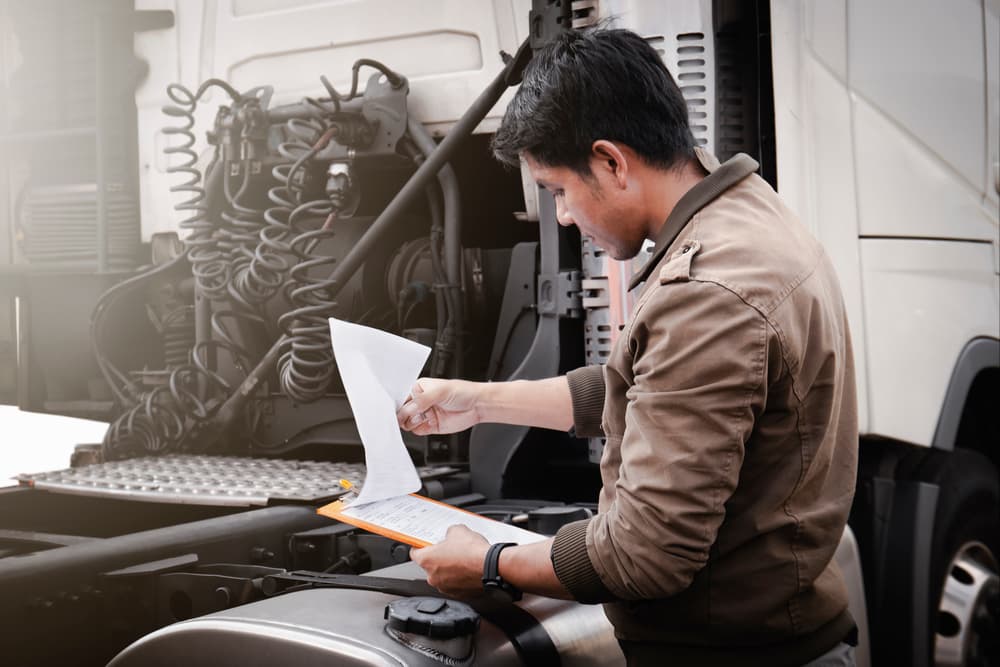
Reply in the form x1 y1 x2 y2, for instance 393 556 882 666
396 404 418 429
407 379 434 410
403 412 441 435
397 404 434 432
396 399 419 430
409 545 426 566
397 379 440 430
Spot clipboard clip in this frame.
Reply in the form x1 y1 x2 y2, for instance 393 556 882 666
338 478 358 504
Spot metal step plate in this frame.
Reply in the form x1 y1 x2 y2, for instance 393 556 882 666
17 455 457 507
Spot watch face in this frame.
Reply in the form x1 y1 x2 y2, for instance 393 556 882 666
483 576 522 602
484 583 520 603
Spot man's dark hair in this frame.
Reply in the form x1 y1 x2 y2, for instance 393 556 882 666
492 29 696 175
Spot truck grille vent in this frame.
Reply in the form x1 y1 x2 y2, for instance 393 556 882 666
17 455 457 507
644 34 666 55
571 0 600 29
675 32 710 147
714 29 752 160
18 184 139 269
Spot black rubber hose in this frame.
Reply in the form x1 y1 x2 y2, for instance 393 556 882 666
425 188 449 357
406 117 463 376
324 44 527 294
405 139 450 377
90 251 192 406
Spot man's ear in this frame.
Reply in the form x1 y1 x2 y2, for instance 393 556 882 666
590 140 629 188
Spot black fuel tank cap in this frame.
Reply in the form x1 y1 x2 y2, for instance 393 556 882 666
384 596 480 639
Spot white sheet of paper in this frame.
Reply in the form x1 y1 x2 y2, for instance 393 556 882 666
329 318 430 506
339 494 546 545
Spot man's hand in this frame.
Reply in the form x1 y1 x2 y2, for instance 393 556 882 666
413 529 573 601
397 379 484 435
397 375 575 435
410 525 490 598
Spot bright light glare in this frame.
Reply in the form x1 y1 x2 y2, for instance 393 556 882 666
0 407 108 486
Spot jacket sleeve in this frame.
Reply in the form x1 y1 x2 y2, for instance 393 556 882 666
551 278 769 601
565 365 606 438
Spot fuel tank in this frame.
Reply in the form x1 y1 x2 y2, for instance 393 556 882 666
108 561 626 666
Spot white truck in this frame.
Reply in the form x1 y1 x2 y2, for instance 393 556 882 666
0 1 996 665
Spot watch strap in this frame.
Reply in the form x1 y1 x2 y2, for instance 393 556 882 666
482 542 522 601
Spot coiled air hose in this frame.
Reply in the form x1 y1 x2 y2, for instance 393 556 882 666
203 39 532 446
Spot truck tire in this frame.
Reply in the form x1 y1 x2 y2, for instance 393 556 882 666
912 449 1000 667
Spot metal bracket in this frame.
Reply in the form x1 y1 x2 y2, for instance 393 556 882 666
529 0 573 50
580 277 609 309
536 270 582 318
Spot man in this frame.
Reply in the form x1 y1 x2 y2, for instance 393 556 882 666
397 29 858 666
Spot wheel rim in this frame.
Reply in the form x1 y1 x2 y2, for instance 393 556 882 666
935 541 999 667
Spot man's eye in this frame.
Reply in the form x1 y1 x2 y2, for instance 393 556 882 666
553 190 564 198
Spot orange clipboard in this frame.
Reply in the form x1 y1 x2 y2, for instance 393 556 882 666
317 493 543 548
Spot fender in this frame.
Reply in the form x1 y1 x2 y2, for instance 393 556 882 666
931 337 1000 451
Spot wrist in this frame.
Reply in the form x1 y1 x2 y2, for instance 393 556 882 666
473 380 503 424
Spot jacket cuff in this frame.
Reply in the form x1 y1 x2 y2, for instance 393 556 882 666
550 519 616 603
565 365 606 438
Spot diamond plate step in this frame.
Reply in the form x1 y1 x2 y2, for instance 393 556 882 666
17 455 457 507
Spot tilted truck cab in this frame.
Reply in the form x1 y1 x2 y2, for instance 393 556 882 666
0 1 997 665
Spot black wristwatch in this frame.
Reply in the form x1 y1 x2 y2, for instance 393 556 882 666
482 542 522 601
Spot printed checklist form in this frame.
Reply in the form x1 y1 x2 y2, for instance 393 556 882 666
323 318 545 547
318 493 546 548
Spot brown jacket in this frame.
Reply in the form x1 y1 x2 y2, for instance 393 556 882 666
550 150 858 666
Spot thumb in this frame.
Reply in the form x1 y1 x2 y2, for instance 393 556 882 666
446 523 474 539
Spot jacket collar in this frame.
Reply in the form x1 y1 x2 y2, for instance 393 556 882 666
628 149 759 291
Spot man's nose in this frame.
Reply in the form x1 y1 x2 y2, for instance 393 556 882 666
555 200 574 227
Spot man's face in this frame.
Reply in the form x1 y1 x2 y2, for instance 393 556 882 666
523 154 646 261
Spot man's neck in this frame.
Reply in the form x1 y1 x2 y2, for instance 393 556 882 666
645 157 706 240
